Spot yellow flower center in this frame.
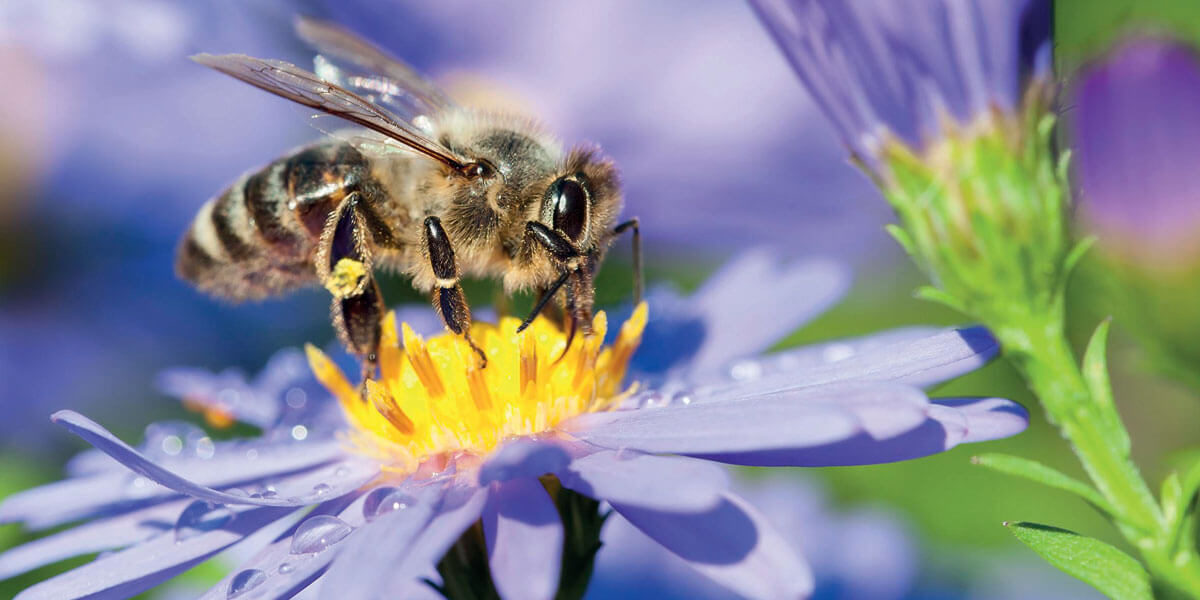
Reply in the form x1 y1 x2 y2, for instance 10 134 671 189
305 303 648 474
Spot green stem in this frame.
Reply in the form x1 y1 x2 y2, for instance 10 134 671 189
998 317 1200 597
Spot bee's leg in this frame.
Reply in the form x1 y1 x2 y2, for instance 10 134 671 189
522 221 595 355
423 216 487 368
613 218 642 304
319 193 385 384
518 271 571 332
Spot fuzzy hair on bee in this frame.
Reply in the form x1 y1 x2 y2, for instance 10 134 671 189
178 18 641 380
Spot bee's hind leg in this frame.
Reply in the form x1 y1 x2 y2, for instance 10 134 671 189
423 216 487 368
319 192 388 388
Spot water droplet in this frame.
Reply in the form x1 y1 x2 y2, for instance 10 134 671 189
175 500 235 541
312 483 331 496
673 392 693 406
141 422 207 460
285 387 307 409
161 435 183 456
821 343 855 363
289 515 353 554
334 465 349 477
195 436 216 459
260 489 277 498
362 487 416 520
227 568 266 598
291 425 308 441
639 391 667 408
728 360 763 381
278 562 294 574
245 448 259 460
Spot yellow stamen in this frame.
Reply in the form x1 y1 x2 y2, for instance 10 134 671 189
306 302 649 471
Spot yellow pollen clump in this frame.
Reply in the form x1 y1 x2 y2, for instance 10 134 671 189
305 303 648 473
324 258 368 298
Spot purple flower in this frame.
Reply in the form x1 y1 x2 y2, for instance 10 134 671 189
0 253 1027 599
1071 37 1200 268
749 0 1052 167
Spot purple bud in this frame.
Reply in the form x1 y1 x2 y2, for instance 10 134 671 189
1072 37 1200 268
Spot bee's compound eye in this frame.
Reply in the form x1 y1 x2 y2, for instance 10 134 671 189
551 179 588 242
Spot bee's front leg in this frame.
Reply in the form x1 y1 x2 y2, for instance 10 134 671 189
521 221 595 335
423 216 487 368
319 193 387 383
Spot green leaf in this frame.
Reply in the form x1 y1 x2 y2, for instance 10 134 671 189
1081 318 1132 455
973 453 1115 517
913 285 966 314
1006 522 1153 600
1063 236 1096 279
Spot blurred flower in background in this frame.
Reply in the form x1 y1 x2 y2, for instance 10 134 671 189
1070 36 1200 392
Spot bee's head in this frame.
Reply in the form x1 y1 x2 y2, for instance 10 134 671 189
539 147 622 259
526 147 622 336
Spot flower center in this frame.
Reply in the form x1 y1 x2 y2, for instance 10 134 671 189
305 303 647 473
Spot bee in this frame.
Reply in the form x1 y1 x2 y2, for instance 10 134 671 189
179 18 641 379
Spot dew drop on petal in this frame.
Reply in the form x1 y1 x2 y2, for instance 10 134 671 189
362 486 416 521
290 515 353 554
278 562 294 574
728 360 763 381
285 387 307 409
195 436 216 459
312 483 331 496
821 343 855 363
639 391 667 408
334 465 349 477
161 435 183 456
227 568 266 598
175 500 235 542
245 448 259 460
291 425 308 441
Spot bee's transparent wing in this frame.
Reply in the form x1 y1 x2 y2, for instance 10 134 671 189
295 16 455 123
192 53 466 169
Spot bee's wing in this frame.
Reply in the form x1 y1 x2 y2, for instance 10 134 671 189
192 53 467 169
295 16 454 123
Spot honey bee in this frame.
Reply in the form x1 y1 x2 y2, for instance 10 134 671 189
179 18 640 378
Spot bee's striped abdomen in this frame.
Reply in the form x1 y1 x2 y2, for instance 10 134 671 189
177 141 374 301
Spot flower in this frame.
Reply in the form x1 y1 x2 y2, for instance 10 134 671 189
749 0 1051 165
750 0 1066 335
1072 38 1200 268
1069 37 1200 390
0 253 1027 599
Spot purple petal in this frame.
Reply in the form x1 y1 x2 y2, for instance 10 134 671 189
694 396 1028 467
45 410 377 509
312 482 447 600
15 504 295 600
195 494 363 600
696 326 997 397
570 382 927 455
368 485 489 597
685 252 850 372
929 396 1030 446
482 478 563 600
1072 37 1200 265
2 413 359 530
612 491 812 600
558 450 728 513
0 498 191 580
477 438 571 486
